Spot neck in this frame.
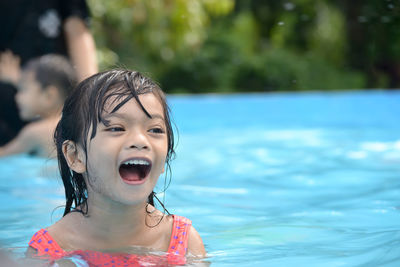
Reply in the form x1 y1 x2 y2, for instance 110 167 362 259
80 195 150 243
39 105 62 120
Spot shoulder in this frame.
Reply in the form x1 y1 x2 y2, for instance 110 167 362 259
24 119 57 155
19 121 45 138
172 215 206 257
19 122 49 152
16 120 56 148
45 213 81 250
187 224 206 257
0 123 40 156
27 228 64 259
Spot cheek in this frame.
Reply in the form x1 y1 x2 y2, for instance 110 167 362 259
86 140 116 173
85 155 108 192
15 92 26 106
158 143 169 171
18 92 36 110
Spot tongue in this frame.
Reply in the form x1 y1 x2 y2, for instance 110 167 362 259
119 165 141 181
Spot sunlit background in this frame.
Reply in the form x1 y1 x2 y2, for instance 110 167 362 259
89 0 400 93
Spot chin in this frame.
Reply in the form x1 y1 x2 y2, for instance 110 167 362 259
111 188 153 206
19 114 31 121
19 111 34 121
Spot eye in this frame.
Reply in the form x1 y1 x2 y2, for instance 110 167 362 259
106 126 125 132
149 127 165 134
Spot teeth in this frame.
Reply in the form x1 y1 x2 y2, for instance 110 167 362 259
123 159 150 166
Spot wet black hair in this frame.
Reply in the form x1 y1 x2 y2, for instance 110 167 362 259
23 54 77 99
54 69 175 216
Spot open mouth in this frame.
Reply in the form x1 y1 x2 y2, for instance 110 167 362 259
119 158 152 183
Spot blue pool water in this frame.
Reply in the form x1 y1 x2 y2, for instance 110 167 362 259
1 90 400 266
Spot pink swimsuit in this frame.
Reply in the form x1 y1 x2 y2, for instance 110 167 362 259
28 215 191 266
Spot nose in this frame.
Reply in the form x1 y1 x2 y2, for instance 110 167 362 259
125 131 150 151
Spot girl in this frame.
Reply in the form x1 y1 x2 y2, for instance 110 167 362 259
27 70 206 265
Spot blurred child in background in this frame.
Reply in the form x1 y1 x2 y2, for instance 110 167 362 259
0 0 97 145
0 54 77 158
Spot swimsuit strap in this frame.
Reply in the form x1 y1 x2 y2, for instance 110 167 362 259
28 229 64 259
167 215 192 264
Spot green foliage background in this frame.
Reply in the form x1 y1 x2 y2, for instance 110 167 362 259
88 0 400 93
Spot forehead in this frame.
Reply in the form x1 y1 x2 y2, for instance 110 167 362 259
20 70 36 82
18 70 41 90
103 92 164 117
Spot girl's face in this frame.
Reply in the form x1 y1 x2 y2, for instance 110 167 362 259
15 71 45 120
81 93 168 206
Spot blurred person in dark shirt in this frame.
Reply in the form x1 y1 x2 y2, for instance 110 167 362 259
0 0 97 145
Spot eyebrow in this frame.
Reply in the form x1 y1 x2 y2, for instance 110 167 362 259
103 112 165 121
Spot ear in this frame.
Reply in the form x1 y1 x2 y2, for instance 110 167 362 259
62 140 86 173
43 85 60 102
